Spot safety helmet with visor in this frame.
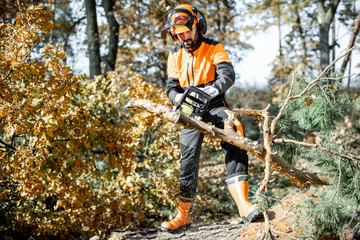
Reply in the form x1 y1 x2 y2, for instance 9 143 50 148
161 4 198 40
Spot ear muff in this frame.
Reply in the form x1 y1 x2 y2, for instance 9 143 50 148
191 7 207 34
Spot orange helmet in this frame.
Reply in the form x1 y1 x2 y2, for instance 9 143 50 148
161 4 206 40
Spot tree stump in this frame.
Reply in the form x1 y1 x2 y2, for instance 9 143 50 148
236 191 319 239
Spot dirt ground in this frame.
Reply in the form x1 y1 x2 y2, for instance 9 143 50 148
108 222 246 240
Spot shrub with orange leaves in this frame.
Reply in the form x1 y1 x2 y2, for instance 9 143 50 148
0 5 180 239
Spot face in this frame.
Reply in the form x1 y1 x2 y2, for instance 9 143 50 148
177 26 198 49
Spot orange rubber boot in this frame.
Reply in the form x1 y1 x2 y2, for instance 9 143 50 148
226 175 262 223
161 197 193 232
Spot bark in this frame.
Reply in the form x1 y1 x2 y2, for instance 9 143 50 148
341 12 360 72
317 0 340 71
102 0 120 76
126 99 329 188
85 0 101 78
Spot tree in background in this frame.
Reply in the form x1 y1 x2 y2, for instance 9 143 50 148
102 0 119 75
85 0 101 78
242 0 359 85
318 0 341 70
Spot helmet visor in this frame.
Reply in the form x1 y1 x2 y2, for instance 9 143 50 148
161 9 196 38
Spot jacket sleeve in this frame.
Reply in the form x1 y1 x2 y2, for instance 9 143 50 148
212 61 235 95
166 50 184 104
208 43 235 94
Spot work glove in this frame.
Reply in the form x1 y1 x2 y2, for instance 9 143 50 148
199 86 219 98
174 93 184 104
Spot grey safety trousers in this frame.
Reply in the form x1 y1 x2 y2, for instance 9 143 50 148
179 105 249 199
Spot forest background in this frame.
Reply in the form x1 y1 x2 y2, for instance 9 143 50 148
1 0 360 239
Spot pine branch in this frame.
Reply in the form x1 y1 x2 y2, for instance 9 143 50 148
273 138 360 161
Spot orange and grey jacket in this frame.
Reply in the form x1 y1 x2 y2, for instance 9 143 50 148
166 35 235 105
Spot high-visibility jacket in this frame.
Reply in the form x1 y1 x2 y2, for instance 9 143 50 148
166 35 235 105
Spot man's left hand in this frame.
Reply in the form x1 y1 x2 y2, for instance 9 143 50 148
199 86 219 98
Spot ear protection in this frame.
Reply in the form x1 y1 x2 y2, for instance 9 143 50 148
191 7 207 35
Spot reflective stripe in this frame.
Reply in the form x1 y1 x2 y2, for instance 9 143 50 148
225 174 248 185
234 118 245 137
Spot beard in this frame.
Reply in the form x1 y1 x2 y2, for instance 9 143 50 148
183 39 196 48
181 34 198 49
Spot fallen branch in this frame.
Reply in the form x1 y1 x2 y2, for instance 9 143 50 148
126 99 329 188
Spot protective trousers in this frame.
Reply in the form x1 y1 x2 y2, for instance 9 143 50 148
179 105 248 199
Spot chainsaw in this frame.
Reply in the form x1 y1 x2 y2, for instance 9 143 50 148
172 86 211 121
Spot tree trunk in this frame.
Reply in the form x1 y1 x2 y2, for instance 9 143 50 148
341 12 360 72
85 0 101 78
103 0 120 76
317 0 340 71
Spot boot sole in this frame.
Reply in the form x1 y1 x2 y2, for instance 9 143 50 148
160 223 191 233
242 208 263 223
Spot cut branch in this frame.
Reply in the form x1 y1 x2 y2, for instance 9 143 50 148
126 99 329 188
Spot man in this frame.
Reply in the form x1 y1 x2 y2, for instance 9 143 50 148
160 4 261 232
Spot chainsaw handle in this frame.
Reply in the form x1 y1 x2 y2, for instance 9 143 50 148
182 86 211 110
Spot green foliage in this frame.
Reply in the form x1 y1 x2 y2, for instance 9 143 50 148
300 195 352 238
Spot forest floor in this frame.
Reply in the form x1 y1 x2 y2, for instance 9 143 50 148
108 222 245 240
